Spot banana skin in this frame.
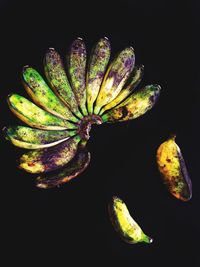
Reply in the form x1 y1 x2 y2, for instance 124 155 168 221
108 196 153 244
157 135 192 201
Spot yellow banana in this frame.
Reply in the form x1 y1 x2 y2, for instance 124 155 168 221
108 196 153 244
157 135 192 201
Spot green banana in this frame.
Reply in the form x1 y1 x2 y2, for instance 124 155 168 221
19 135 81 173
157 135 192 201
44 48 83 119
108 196 153 244
94 47 135 114
99 65 144 115
36 149 90 189
5 126 76 149
22 66 78 122
86 37 111 114
67 38 88 116
102 85 161 122
8 94 77 130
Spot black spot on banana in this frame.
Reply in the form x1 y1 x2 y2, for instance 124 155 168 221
157 135 192 201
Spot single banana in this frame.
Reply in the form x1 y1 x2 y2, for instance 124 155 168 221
108 196 153 244
4 126 76 149
86 37 111 114
157 135 192 201
67 38 88 116
102 84 161 122
44 48 83 119
36 149 90 189
19 135 81 173
22 66 78 122
7 94 77 130
99 65 144 115
94 47 135 114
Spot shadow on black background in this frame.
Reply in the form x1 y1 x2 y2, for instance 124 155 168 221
0 0 200 266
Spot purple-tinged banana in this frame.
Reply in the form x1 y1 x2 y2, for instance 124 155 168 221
36 149 90 189
86 37 111 114
157 135 192 201
102 84 161 122
99 65 144 115
108 197 153 244
7 94 77 130
4 126 76 149
22 66 78 122
19 135 81 173
5 37 161 188
44 48 83 119
94 47 135 114
68 38 88 116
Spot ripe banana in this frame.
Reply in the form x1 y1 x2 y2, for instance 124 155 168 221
86 37 111 114
99 65 144 115
157 135 192 201
19 135 81 173
108 196 153 244
67 38 88 116
36 149 90 189
5 126 76 149
94 47 135 114
7 94 77 130
102 84 161 122
44 48 83 119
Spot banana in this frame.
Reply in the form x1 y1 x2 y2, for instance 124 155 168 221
86 37 111 114
67 38 88 116
4 126 77 149
44 48 83 119
22 66 78 122
99 65 144 115
156 135 192 201
7 94 77 130
108 196 153 244
94 47 135 114
19 135 81 173
36 149 90 189
102 84 161 122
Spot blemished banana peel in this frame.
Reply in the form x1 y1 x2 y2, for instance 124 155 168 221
157 135 192 201
108 197 153 244
5 37 161 188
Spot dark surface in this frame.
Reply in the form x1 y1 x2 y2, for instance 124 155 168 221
1 0 200 266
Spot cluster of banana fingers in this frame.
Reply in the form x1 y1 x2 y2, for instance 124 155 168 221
5 37 161 189
4 37 193 245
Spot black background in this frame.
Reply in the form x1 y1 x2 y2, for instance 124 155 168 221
1 0 200 266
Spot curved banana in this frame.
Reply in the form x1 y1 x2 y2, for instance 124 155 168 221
67 38 88 116
36 149 90 189
4 126 76 149
44 48 83 119
7 94 77 130
108 196 153 244
99 65 144 115
102 84 161 122
94 47 135 114
157 135 192 201
86 37 111 114
19 135 81 173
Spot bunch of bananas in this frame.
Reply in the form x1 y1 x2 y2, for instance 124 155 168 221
5 37 160 189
